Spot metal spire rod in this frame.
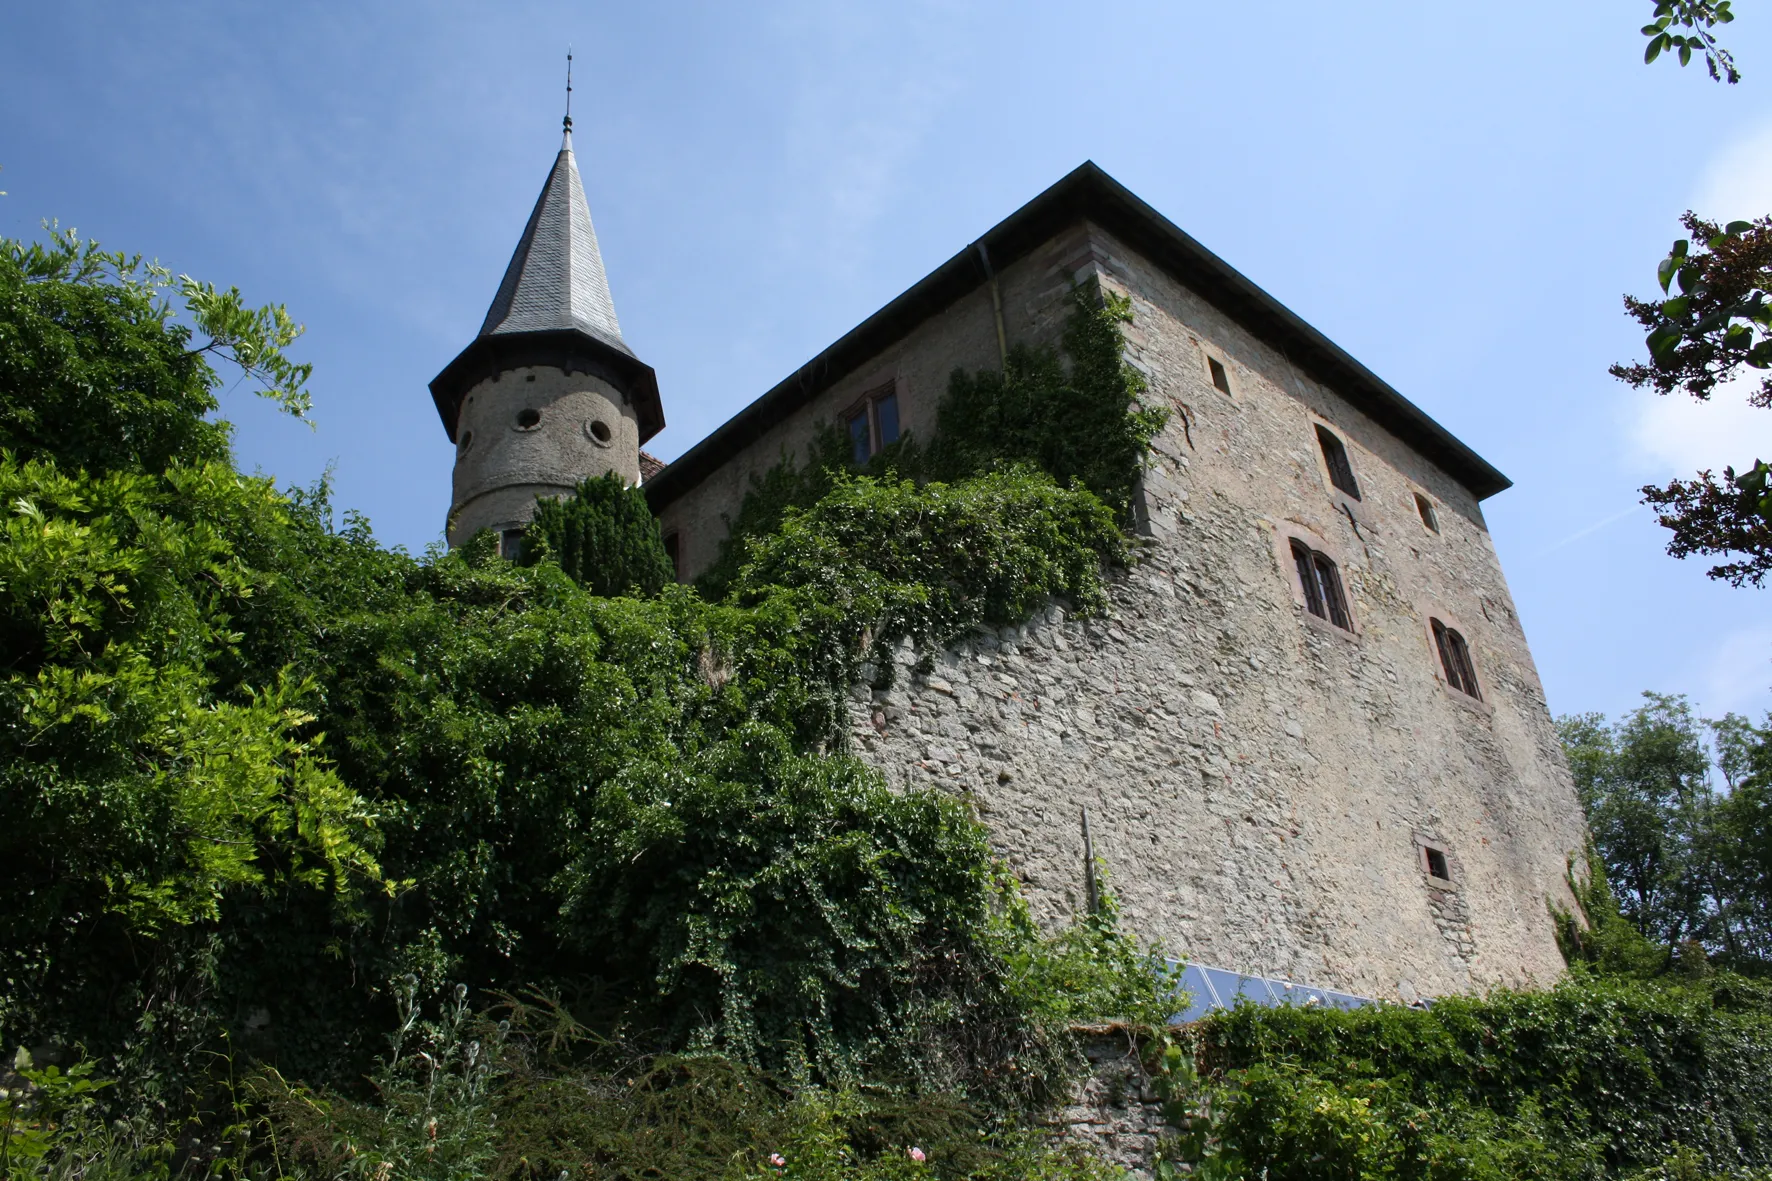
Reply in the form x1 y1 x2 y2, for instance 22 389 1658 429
564 48 573 134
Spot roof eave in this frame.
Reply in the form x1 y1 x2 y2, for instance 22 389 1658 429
429 327 664 445
646 161 1509 509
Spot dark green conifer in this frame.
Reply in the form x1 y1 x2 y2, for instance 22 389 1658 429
523 471 675 597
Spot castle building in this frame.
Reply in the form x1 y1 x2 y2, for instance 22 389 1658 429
433 138 1588 1004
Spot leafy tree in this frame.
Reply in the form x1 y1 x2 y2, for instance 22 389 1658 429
1558 695 1713 946
520 471 675 597
1616 5 1772 586
0 229 385 1070
1559 695 1772 966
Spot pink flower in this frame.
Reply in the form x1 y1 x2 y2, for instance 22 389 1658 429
769 1153 787 1168
908 1147 926 1163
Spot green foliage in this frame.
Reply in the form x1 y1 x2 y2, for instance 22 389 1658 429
921 285 1166 520
1550 844 1671 979
1641 1 1739 83
1000 867 1180 1034
0 227 310 479
730 469 1127 678
259 993 1127 1181
1613 213 1772 585
1164 974 1772 1180
519 472 675 597
1557 696 1772 967
698 284 1161 599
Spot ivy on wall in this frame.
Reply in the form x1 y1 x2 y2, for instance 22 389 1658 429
697 283 1165 599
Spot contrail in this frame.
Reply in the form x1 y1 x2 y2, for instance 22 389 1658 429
1531 504 1646 559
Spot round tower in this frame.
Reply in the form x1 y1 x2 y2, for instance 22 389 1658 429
429 120 663 552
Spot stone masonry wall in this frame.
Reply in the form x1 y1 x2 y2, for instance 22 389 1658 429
664 214 1588 1001
839 223 1586 1001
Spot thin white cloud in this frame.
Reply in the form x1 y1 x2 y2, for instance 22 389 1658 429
1691 120 1772 223
1624 119 1772 481
1690 623 1772 721
1628 373 1772 477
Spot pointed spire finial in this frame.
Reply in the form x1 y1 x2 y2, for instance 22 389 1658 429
563 48 573 142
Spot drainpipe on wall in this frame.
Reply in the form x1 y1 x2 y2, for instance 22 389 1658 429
974 240 1009 370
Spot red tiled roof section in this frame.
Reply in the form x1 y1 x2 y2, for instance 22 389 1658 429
638 450 666 482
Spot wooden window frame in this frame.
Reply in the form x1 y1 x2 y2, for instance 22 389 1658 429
1431 618 1482 701
1278 526 1357 635
841 380 901 463
1314 423 1362 502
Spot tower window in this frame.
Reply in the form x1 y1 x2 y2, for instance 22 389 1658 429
1415 492 1439 533
458 430 474 454
587 419 612 445
515 408 541 430
1208 356 1231 395
1289 539 1352 631
1315 425 1361 501
500 529 526 562
1431 619 1481 700
843 383 901 464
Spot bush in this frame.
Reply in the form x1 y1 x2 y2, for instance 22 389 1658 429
1163 974 1772 1179
521 472 675 598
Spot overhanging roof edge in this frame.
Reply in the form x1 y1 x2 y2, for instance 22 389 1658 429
645 162 1509 510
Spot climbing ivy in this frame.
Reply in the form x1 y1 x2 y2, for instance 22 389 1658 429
698 283 1164 599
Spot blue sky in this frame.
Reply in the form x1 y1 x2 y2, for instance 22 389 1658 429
4 1 1770 727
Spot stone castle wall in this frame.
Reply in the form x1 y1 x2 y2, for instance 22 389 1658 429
839 224 1586 1000
657 215 1587 1000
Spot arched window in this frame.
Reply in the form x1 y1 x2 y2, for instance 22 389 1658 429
1315 424 1361 501
1431 618 1481 700
1289 539 1352 630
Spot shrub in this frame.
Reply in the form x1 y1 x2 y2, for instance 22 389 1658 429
521 472 675 597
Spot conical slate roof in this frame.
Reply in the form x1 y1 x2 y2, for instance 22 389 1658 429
478 129 631 357
430 128 662 444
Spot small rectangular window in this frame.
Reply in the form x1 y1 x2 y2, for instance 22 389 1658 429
1315 425 1361 501
1208 356 1231 395
1415 492 1439 533
1422 845 1451 882
875 391 900 447
500 528 525 562
844 382 900 464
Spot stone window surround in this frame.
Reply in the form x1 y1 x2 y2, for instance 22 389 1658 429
1269 519 1361 640
1413 833 1458 889
1304 411 1365 516
1417 603 1494 716
1409 484 1442 536
1198 341 1236 398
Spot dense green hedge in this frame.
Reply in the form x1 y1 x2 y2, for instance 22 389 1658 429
1160 972 1772 1180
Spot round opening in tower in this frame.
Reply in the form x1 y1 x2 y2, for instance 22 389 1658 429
587 419 612 445
458 430 474 453
515 408 541 430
